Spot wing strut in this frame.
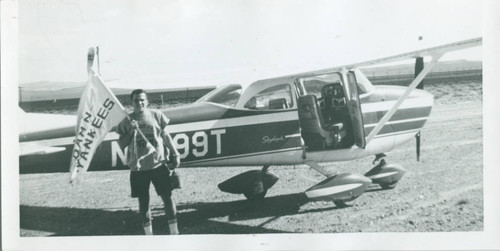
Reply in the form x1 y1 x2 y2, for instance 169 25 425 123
364 53 443 145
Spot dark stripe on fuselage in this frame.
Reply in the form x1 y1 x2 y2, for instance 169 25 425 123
364 120 427 136
19 140 123 174
182 147 302 165
171 120 301 163
373 129 420 138
362 106 432 125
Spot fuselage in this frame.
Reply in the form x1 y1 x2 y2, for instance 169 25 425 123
19 70 433 173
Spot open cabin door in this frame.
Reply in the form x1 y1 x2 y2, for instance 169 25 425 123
345 71 366 149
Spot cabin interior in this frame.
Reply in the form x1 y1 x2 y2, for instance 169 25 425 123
295 74 355 151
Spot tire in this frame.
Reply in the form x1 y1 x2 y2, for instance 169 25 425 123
333 198 357 208
381 182 398 190
244 189 268 200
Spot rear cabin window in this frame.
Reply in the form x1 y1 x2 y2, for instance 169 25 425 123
217 89 241 107
244 84 293 110
196 84 242 107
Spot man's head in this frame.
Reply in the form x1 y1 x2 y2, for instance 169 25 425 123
130 89 148 114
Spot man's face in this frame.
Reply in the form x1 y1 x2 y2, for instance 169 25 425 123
132 93 148 113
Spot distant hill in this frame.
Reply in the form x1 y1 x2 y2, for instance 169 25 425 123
19 59 481 103
18 83 214 103
361 60 482 85
18 83 215 113
361 60 482 78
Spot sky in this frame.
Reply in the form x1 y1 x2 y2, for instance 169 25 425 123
19 0 483 88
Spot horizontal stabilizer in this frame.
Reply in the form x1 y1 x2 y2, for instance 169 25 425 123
20 144 67 156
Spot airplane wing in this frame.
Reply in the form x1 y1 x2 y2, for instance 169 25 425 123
299 37 482 76
344 37 482 69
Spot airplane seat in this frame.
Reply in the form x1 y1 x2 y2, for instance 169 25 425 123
269 98 289 110
319 84 348 148
330 84 347 123
320 84 334 121
320 84 345 120
298 95 345 150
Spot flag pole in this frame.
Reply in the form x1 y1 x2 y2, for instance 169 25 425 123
125 114 156 151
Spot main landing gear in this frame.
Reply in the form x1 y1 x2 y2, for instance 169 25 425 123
218 165 278 201
304 161 372 208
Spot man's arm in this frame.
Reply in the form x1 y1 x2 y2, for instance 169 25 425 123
117 119 137 151
163 131 180 168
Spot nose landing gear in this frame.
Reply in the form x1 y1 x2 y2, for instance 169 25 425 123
364 154 406 190
304 161 372 208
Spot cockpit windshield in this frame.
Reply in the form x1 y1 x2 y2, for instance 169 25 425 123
353 68 375 95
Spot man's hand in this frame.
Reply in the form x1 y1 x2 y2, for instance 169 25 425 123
172 154 181 169
130 120 139 130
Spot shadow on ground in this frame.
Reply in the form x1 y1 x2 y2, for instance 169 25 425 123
20 192 339 236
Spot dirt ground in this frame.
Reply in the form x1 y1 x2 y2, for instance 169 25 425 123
19 82 483 236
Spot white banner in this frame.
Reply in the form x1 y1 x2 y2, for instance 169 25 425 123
69 72 127 182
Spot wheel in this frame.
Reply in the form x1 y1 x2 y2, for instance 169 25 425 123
244 189 268 200
333 198 357 208
380 182 398 190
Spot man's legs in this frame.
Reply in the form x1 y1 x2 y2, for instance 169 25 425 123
138 194 153 235
131 170 153 235
161 194 179 234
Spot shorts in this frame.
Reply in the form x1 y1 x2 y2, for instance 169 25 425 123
130 164 172 198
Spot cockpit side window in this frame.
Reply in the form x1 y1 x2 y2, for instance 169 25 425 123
243 83 293 110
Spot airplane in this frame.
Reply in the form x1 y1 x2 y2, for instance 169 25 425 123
19 37 482 207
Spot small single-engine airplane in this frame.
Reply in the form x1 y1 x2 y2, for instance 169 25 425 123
19 37 481 207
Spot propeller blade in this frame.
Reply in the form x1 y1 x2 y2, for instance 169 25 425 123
416 131 421 161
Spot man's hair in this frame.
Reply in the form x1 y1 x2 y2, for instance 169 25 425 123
130 89 147 100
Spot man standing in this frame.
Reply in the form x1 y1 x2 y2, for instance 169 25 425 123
117 89 181 235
